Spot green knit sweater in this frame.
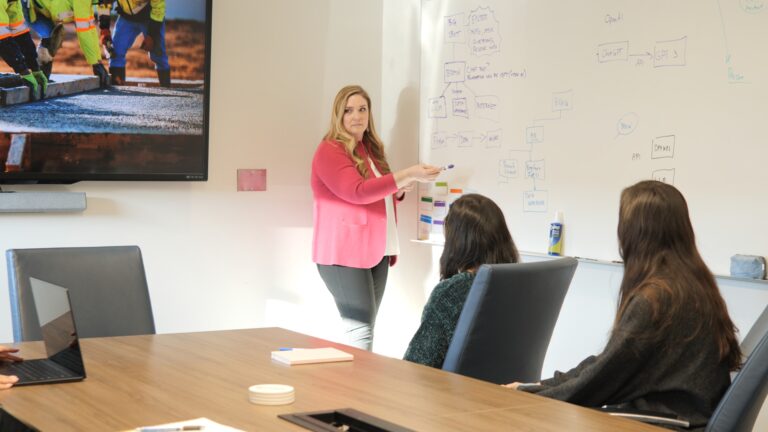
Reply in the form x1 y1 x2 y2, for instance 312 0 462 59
403 272 475 368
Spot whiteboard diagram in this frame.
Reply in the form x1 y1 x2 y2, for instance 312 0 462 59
424 5 576 214
419 0 768 273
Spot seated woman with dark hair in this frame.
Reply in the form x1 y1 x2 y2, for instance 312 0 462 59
506 180 742 429
404 193 519 368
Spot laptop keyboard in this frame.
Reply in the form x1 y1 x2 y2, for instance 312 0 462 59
0 360 75 382
50 348 84 373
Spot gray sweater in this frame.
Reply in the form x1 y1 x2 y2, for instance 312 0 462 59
521 294 731 429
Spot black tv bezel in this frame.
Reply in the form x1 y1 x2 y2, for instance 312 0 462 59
0 0 212 185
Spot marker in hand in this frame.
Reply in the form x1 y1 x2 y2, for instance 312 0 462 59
441 164 455 171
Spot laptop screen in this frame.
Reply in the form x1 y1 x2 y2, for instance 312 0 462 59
29 278 84 374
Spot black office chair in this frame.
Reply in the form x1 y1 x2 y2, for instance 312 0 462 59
740 304 768 360
6 246 156 342
441 257 578 384
706 325 768 431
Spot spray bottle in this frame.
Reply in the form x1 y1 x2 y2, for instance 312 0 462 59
547 211 563 256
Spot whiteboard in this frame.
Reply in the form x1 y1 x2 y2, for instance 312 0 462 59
419 0 768 274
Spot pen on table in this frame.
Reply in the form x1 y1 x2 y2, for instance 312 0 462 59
441 164 454 170
136 426 204 432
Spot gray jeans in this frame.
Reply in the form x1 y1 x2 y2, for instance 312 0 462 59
317 257 389 351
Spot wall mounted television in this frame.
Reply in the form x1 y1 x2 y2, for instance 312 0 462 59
0 0 211 184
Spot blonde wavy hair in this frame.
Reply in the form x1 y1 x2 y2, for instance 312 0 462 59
324 85 391 178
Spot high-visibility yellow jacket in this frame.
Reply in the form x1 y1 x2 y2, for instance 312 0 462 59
30 0 101 64
110 0 164 23
0 0 30 41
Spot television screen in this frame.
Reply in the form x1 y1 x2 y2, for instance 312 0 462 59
0 0 211 183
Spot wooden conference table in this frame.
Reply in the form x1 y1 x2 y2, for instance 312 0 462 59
0 328 663 431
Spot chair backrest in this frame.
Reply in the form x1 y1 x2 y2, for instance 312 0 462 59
442 257 578 384
6 246 155 342
706 323 768 432
740 304 768 360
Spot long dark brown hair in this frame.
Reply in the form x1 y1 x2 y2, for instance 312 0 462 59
616 180 741 370
323 85 390 178
439 194 520 279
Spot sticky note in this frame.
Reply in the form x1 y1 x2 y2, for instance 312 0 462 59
237 169 267 191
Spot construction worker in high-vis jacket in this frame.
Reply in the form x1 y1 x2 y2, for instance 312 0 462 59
21 0 61 78
97 0 169 87
27 0 110 87
0 0 47 99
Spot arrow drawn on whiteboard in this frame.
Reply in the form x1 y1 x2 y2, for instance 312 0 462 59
715 0 750 83
439 82 451 97
715 0 731 61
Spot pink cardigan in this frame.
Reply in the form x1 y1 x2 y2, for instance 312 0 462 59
311 139 399 268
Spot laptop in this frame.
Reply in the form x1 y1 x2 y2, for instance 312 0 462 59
0 277 86 385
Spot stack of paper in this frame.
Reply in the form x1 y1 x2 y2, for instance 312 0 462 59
270 347 353 365
133 417 244 431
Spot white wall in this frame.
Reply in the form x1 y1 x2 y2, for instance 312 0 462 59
374 0 441 357
0 1 765 428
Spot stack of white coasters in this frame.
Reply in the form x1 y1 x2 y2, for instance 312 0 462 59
248 384 295 405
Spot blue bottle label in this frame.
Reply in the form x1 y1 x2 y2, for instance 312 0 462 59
548 222 562 256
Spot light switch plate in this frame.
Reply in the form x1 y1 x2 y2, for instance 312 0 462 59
237 169 267 191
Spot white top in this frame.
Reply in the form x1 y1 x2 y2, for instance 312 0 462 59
369 158 400 256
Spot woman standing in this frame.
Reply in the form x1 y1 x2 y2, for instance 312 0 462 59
312 85 440 350
507 180 741 429
404 194 520 367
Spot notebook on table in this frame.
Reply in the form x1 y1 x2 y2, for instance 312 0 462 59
0 277 86 385
271 347 353 365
